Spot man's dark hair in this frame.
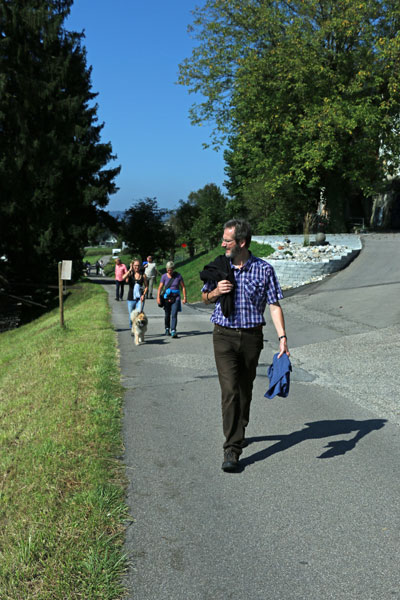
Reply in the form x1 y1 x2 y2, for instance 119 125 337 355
224 219 252 248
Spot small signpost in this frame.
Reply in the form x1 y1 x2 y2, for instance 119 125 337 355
58 260 72 327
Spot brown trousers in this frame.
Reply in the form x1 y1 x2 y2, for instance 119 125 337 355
213 324 264 455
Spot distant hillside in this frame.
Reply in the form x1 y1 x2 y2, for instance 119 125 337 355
108 210 126 220
109 210 170 222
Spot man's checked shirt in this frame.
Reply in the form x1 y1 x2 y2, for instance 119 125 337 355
201 253 283 328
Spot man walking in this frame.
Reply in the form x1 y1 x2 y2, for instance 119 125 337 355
201 219 290 472
114 257 127 301
144 255 158 299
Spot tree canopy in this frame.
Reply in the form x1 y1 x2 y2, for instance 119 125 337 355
187 183 227 246
169 183 227 253
168 198 200 257
122 198 174 261
0 0 120 283
179 0 400 231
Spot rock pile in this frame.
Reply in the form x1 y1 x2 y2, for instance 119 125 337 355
269 241 352 263
262 239 359 290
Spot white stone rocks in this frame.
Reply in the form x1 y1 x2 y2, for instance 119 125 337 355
253 235 362 290
268 242 352 263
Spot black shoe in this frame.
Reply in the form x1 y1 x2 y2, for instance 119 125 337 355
222 450 239 472
115 298 119 301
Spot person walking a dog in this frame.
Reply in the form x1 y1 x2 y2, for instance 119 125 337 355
114 257 128 301
123 259 148 330
157 261 187 338
200 219 290 472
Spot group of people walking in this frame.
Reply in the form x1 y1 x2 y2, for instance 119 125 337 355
114 255 187 337
112 219 290 473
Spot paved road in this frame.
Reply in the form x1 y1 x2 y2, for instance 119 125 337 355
99 234 400 599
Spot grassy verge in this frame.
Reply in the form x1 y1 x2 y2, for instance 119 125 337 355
84 246 113 257
0 282 128 599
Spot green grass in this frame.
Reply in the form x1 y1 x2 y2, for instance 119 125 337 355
83 247 113 267
0 283 128 599
84 246 113 257
83 254 105 265
249 240 275 257
173 241 274 303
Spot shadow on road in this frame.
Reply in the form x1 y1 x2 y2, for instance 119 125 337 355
177 330 211 338
141 338 169 345
87 276 114 285
240 419 387 470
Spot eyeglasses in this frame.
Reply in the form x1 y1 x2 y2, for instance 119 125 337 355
221 238 236 245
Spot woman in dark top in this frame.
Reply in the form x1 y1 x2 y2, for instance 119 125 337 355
123 259 148 329
157 260 187 338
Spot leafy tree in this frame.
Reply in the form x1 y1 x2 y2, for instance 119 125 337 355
0 0 120 283
179 0 400 231
122 198 174 261
169 199 200 257
188 183 227 247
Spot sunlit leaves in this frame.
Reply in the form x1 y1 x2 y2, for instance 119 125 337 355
179 0 400 230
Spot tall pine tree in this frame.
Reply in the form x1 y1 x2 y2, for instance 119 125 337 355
0 0 120 283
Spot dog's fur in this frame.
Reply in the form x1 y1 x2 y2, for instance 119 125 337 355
131 309 148 345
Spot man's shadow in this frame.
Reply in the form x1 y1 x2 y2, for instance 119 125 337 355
239 419 387 469
178 330 211 338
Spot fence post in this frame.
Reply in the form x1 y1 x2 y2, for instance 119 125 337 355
58 261 64 328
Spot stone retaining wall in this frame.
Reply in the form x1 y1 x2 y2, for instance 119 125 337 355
252 234 362 289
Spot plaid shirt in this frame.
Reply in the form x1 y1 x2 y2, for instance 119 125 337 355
202 253 283 328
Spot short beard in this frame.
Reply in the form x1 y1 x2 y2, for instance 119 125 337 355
226 242 241 260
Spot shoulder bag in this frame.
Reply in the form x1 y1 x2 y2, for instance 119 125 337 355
159 275 174 308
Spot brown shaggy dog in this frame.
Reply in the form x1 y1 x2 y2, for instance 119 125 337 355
131 309 148 345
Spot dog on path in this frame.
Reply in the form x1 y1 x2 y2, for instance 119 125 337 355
131 309 148 345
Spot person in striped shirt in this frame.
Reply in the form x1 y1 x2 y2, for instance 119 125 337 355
201 219 290 472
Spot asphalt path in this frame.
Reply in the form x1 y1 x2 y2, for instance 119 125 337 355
97 234 400 599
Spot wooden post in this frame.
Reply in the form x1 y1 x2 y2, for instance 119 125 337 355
58 261 64 328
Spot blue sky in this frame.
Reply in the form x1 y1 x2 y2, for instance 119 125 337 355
66 0 226 213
